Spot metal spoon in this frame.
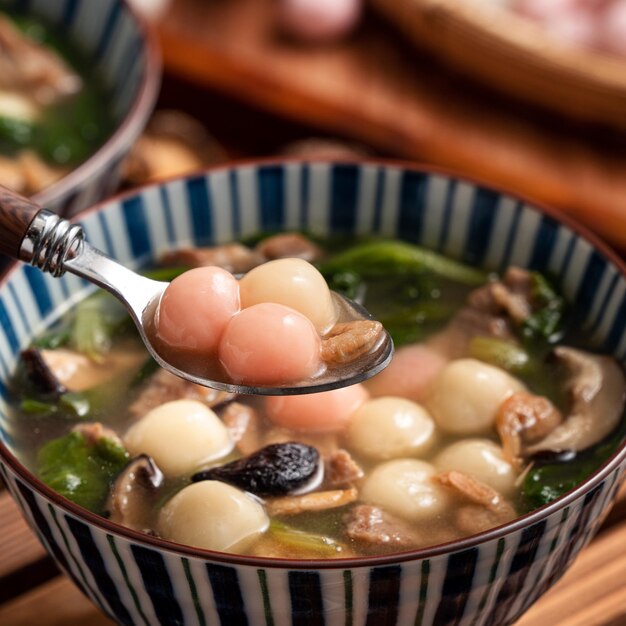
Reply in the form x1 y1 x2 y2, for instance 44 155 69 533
0 188 393 395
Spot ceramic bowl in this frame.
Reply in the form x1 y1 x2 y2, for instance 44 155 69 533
0 0 161 217
1 161 625 626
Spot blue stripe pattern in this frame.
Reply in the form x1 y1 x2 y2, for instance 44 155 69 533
259 165 284 231
464 188 499 266
1 162 626 626
131 544 184 626
122 196 152 260
187 177 213 246
206 563 248 625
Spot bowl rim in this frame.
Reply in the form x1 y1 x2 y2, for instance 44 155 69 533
30 0 162 211
2 156 626 570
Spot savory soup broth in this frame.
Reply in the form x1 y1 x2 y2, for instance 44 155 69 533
8 234 626 558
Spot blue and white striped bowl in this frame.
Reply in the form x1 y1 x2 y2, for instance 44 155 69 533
1 161 626 626
1 0 160 217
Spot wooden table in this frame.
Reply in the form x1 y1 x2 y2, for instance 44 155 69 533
3 0 626 623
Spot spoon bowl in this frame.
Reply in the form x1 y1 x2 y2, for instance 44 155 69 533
0 188 393 395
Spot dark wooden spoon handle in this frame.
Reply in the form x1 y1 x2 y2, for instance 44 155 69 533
0 186 42 259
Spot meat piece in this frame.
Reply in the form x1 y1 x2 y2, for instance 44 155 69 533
72 422 123 447
0 15 81 105
343 504 420 548
130 368 234 417
427 267 537 359
266 487 357 516
321 320 384 365
455 504 516 536
325 449 364 487
160 244 264 273
434 470 517 535
41 347 144 392
255 233 323 263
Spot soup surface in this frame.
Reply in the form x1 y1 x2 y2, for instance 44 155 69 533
0 11 115 195
9 233 626 558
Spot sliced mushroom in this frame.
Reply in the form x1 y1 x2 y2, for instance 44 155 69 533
20 348 67 397
192 442 323 497
496 391 563 465
527 347 626 454
105 455 164 532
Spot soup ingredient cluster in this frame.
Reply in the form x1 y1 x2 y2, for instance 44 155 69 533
155 259 337 385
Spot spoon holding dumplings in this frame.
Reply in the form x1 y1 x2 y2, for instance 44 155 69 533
0 187 393 395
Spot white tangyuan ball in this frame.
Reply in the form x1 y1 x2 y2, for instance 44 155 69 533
360 459 450 521
426 359 524 435
346 397 436 460
158 481 269 552
124 399 232 477
239 258 337 333
434 439 518 496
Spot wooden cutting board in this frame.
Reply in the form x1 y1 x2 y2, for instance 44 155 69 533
157 0 626 254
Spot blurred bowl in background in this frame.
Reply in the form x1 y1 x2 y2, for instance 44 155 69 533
0 0 160 217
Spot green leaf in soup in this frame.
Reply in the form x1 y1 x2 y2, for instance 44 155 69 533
468 336 533 375
70 292 130 360
522 272 566 343
20 391 90 420
141 266 190 282
268 520 346 557
521 421 626 509
37 430 129 512
318 240 488 286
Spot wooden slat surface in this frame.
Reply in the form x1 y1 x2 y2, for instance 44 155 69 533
158 0 626 253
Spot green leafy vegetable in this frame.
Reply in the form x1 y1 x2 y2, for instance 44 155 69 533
522 423 626 508
38 430 128 511
142 266 189 282
522 273 566 342
468 336 532 374
268 520 346 557
380 301 456 347
21 391 90 419
31 327 72 350
318 240 487 286
70 292 129 360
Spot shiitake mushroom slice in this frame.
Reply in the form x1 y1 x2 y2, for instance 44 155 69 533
192 442 323 497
